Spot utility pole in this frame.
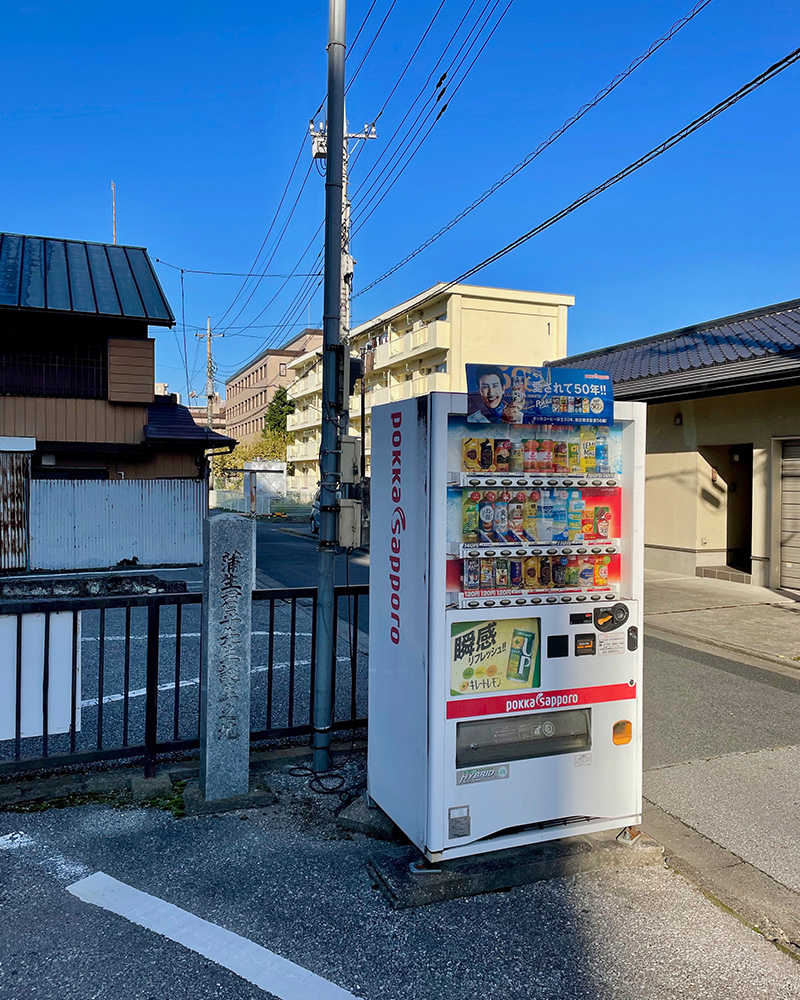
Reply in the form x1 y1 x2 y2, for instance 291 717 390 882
311 0 348 774
111 181 117 245
310 113 376 434
195 318 224 487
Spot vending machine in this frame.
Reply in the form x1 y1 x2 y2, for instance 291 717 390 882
368 367 646 862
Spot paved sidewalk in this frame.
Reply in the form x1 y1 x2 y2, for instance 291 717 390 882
644 570 800 667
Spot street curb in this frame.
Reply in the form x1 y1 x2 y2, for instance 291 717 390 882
366 829 664 909
644 620 800 672
642 799 800 958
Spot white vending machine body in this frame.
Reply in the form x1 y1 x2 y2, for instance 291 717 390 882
368 392 646 861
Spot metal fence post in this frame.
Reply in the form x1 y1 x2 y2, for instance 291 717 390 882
144 602 160 778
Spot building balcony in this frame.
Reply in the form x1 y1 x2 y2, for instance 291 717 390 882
287 445 319 463
372 321 450 372
286 408 321 432
288 368 323 399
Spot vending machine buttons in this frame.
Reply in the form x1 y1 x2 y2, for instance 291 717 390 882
575 634 596 656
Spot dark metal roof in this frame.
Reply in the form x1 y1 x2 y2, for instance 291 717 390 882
0 233 174 325
145 399 235 448
549 298 800 402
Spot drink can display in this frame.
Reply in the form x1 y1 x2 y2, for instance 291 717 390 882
462 438 481 472
506 627 539 683
552 556 567 588
478 491 495 543
565 555 579 587
594 554 611 587
538 555 552 588
509 441 525 473
568 431 582 475
480 439 494 471
464 558 480 590
508 492 525 543
462 491 480 543
580 426 596 474
480 558 495 590
493 492 509 542
495 558 510 589
577 555 594 589
523 490 539 542
510 559 523 588
522 556 539 589
537 432 553 474
494 439 511 473
594 505 611 539
523 440 537 473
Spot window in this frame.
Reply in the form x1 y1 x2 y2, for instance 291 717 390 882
280 363 287 376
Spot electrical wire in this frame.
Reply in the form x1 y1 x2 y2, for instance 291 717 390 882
354 0 715 297
346 0 398 95
360 46 800 330
153 258 321 278
351 0 514 235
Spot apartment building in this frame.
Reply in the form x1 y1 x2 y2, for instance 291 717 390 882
225 328 322 443
286 283 574 498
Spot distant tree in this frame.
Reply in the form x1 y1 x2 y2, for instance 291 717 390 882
264 386 295 433
212 432 290 487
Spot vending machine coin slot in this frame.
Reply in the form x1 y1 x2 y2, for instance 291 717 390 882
627 626 639 651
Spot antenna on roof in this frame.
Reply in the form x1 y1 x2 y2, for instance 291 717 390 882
111 180 117 244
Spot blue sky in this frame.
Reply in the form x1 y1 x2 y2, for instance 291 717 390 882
2 1 799 397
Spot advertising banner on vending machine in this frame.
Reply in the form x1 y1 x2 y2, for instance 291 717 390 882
466 365 614 426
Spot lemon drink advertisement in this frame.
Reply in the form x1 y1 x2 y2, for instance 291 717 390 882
450 618 541 696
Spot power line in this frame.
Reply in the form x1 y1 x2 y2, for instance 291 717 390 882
219 159 316 334
363 45 800 328
346 0 398 94
152 258 321 277
354 0 715 298
351 0 484 204
351 0 514 234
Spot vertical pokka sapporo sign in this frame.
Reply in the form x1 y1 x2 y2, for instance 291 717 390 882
466 365 613 426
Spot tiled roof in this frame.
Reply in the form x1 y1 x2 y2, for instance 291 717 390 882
0 232 174 325
550 298 800 401
145 399 235 448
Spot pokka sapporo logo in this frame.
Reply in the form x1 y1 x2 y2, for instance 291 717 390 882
388 411 405 645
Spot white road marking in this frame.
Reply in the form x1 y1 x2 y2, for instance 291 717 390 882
0 831 34 850
79 655 356 708
68 872 360 1000
0 831 91 881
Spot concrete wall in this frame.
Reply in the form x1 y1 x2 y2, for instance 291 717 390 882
644 385 800 587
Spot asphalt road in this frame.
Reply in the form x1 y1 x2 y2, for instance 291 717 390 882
256 522 369 592
3 553 800 995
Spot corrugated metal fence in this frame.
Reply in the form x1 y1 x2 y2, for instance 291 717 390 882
30 480 206 570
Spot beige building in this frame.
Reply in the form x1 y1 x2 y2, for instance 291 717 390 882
286 283 574 498
554 297 800 591
225 328 322 443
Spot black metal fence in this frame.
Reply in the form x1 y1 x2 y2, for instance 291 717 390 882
0 585 368 778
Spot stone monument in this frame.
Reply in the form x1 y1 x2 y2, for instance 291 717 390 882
200 514 254 800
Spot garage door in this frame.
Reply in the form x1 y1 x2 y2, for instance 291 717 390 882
780 441 800 588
